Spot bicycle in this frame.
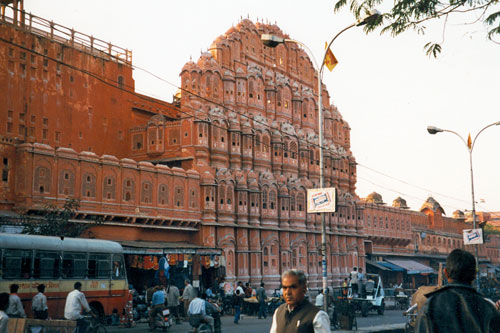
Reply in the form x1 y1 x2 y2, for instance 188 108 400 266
73 314 107 333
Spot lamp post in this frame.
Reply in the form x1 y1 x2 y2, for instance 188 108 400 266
262 10 380 312
427 121 500 290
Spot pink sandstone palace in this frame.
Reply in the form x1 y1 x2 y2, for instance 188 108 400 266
1 0 499 291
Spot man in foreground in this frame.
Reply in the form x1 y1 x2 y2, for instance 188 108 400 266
270 269 330 333
64 282 92 332
417 248 500 333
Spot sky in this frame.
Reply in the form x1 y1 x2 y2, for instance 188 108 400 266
24 0 500 214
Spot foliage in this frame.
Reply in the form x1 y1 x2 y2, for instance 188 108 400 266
483 222 500 236
334 0 500 56
21 199 102 238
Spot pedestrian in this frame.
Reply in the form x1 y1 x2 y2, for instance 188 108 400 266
315 290 324 308
64 282 93 332
358 268 365 298
182 279 196 321
257 282 267 319
244 282 253 298
0 293 9 333
270 269 331 333
349 267 359 297
32 284 49 320
166 282 181 324
6 284 26 318
233 287 244 324
417 248 500 333
342 278 349 297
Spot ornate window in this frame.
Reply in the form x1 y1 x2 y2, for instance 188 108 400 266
58 169 75 196
262 188 268 209
269 190 276 210
103 176 116 200
158 184 168 205
297 193 305 212
175 186 184 207
82 173 96 198
123 178 135 202
141 181 153 204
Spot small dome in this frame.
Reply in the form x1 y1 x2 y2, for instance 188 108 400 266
452 210 465 220
420 197 446 215
365 192 384 205
392 197 409 209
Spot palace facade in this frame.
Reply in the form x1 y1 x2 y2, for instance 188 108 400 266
1 0 498 290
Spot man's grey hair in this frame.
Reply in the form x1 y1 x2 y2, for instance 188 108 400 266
282 269 307 286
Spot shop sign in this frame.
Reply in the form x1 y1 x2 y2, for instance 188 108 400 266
307 187 337 213
463 228 484 245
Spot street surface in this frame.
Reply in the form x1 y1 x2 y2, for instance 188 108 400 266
107 310 406 332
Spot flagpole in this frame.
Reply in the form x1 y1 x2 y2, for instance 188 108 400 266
261 10 381 313
427 121 500 290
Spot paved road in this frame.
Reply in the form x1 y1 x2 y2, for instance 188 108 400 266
107 309 406 332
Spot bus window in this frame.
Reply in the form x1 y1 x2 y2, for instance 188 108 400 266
34 251 61 279
112 254 125 279
88 254 110 279
62 253 86 278
2 249 32 279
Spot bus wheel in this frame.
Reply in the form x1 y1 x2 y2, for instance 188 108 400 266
90 302 105 323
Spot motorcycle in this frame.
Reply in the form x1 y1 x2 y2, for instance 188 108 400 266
133 294 148 322
150 307 173 331
189 314 212 333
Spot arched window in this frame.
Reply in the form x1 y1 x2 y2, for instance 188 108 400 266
262 136 270 153
269 190 276 210
297 193 305 211
226 185 233 207
262 188 268 209
219 183 226 208
290 141 297 159
290 193 296 211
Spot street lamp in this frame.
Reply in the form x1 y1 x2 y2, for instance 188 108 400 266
427 120 500 290
262 9 380 312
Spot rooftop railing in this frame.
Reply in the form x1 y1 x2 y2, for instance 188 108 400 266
1 4 132 64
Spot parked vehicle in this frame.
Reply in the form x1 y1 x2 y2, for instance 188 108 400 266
132 294 148 321
150 307 173 331
349 273 385 317
0 233 128 321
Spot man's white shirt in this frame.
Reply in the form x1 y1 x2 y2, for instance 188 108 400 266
188 297 206 316
32 292 48 311
64 289 90 320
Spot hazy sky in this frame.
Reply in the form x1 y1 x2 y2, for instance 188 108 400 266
24 0 500 214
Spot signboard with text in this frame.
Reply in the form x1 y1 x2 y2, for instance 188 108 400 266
463 228 484 245
307 188 337 213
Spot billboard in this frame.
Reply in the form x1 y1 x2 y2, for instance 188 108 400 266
307 188 337 213
463 228 484 245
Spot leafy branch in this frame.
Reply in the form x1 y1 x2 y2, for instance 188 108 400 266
334 0 500 56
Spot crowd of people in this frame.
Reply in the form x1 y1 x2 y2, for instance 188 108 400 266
2 249 500 333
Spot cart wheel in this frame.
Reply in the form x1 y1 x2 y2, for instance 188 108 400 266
361 302 370 317
377 301 385 315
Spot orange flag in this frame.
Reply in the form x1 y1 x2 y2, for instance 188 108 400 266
324 42 338 72
467 133 472 149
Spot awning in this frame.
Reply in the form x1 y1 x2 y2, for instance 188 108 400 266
366 259 391 271
486 264 500 273
378 261 405 272
118 240 222 256
385 259 435 275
